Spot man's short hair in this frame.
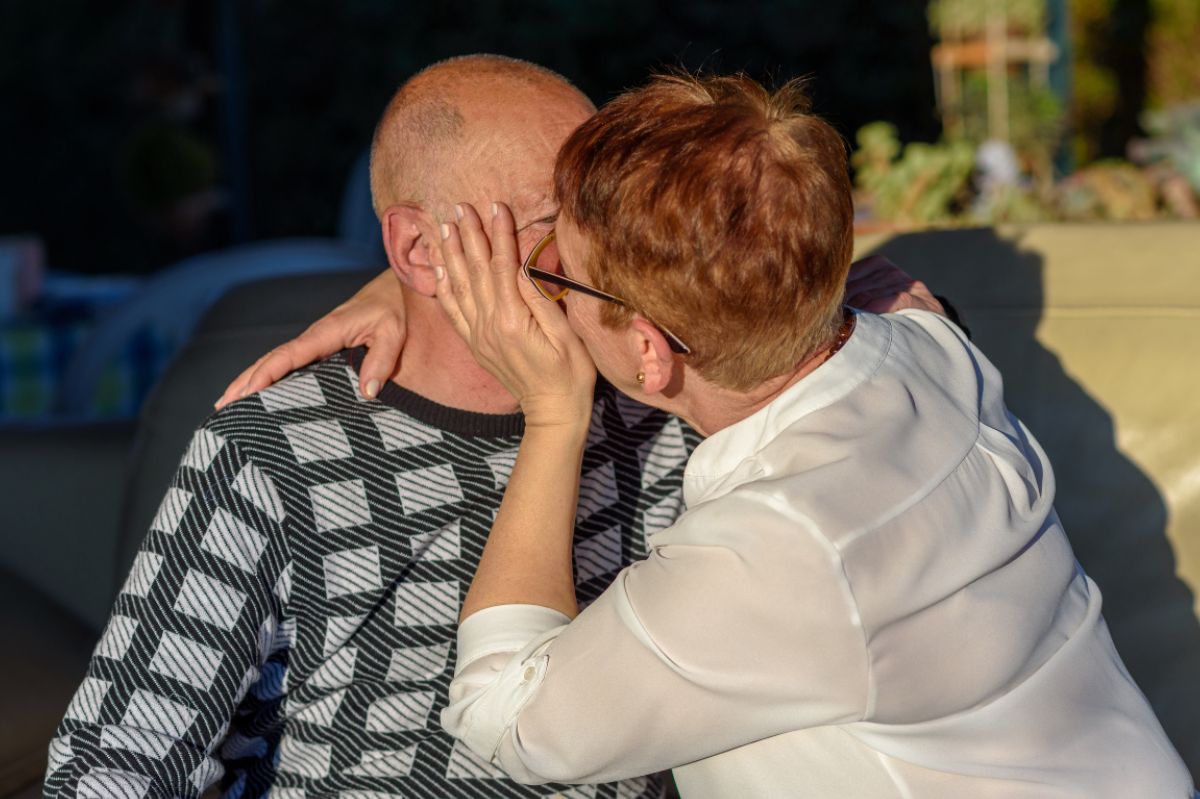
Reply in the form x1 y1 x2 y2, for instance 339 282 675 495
554 72 854 391
369 54 585 216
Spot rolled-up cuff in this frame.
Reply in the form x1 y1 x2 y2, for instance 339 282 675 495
456 604 572 675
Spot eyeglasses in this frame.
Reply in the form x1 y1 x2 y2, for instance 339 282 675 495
521 231 691 355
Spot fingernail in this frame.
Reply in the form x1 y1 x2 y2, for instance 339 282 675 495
435 266 445 280
454 204 464 220
440 223 450 239
491 202 498 217
365 379 380 399
213 398 223 409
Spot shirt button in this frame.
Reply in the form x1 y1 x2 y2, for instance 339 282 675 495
522 666 536 682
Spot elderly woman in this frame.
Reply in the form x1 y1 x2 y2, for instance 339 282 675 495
429 73 1191 797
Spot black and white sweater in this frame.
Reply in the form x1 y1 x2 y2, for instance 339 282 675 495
46 351 699 799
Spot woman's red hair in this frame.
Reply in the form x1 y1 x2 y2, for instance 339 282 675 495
555 72 854 390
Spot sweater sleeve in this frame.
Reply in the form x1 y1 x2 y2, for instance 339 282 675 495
44 427 292 799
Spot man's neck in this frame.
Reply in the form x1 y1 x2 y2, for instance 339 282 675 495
388 288 522 416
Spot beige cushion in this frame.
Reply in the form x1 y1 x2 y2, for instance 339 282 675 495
857 223 1200 779
0 569 94 796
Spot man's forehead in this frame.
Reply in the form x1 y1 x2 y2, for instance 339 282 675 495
444 100 584 226
452 162 557 227
442 149 551 200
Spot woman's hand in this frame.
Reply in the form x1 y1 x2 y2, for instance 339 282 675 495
436 202 596 430
845 255 945 315
215 269 407 409
441 202 591 623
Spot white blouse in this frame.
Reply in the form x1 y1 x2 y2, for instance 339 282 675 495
441 310 1193 798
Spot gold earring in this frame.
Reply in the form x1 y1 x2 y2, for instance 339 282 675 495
636 371 645 384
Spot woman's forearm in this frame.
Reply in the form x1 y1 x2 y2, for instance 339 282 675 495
460 421 589 622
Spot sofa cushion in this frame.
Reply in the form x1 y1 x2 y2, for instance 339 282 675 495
0 568 95 796
0 422 134 632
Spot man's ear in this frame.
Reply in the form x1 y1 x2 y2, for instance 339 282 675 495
630 317 681 395
381 203 439 297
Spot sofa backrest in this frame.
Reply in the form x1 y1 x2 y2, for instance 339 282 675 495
856 223 1200 777
57 240 382 418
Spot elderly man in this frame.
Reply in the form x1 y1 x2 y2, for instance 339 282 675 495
47 55 941 798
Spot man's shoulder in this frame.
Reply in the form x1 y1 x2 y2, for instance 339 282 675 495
200 352 375 465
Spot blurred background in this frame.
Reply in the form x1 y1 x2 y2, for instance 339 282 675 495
2 0 1198 422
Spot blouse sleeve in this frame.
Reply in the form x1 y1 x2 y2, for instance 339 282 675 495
440 489 871 785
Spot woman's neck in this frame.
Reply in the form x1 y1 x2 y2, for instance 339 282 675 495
670 315 854 438
669 367 807 439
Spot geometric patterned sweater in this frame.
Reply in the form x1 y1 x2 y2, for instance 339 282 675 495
44 350 699 799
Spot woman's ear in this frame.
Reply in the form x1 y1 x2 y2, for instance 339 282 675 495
381 204 440 297
630 317 679 395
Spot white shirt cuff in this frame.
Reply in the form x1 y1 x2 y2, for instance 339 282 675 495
455 604 572 676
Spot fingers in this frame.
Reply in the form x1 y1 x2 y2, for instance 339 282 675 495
488 202 523 312
355 334 401 398
244 344 307 393
846 276 915 308
914 282 945 314
846 256 908 295
846 255 918 311
847 273 945 315
434 221 475 343
453 203 497 315
846 260 908 290
438 201 530 345
857 295 913 314
219 307 408 407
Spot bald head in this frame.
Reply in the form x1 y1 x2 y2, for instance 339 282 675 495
369 55 595 217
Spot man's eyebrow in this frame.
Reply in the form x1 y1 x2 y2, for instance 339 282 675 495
516 212 558 232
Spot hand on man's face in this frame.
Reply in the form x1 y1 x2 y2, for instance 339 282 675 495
215 249 952 411
845 255 945 316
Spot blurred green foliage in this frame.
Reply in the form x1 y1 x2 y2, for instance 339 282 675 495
1146 0 1200 109
957 71 1064 185
1139 105 1200 193
1057 160 1158 219
927 0 1046 34
856 0 1200 227
852 122 976 225
1066 0 1200 162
